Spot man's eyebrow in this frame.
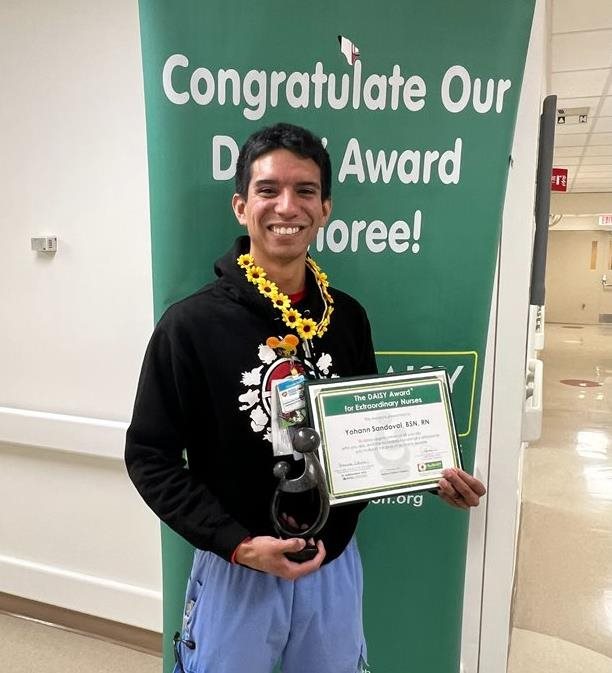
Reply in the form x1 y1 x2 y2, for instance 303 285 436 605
253 179 321 189
253 179 278 187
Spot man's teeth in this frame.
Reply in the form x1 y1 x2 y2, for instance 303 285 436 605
271 226 301 235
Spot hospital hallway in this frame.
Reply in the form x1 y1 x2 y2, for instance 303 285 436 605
507 323 612 672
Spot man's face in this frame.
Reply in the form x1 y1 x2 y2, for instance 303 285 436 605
232 149 331 267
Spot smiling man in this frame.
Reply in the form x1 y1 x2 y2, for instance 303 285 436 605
125 122 485 673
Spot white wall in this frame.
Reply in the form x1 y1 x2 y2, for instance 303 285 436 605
0 0 161 631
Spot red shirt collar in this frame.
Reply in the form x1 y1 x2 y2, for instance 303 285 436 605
288 288 306 304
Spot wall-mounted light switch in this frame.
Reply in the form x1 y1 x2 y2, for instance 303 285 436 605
31 236 58 252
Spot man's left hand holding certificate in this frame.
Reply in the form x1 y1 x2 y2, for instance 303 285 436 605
437 467 486 510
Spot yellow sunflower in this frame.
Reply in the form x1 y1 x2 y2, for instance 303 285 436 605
258 279 278 298
282 308 301 328
246 266 266 284
237 253 254 269
297 318 318 340
271 292 291 310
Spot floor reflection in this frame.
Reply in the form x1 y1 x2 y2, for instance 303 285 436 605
508 323 612 672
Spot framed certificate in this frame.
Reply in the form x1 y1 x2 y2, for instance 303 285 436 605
305 369 463 505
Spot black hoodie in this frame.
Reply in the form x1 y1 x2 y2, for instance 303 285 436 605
125 237 377 564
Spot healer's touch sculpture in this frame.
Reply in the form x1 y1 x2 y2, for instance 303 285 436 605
271 427 330 562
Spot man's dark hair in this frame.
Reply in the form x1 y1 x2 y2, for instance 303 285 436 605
235 123 331 201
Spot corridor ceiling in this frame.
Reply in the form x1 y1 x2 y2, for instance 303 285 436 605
551 0 612 193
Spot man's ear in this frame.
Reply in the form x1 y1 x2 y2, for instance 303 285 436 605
232 193 247 226
320 198 332 227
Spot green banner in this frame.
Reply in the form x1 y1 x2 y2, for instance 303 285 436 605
137 1 535 671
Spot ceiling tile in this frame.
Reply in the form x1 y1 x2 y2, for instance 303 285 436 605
574 168 610 176
583 145 612 156
557 96 600 110
574 184 612 192
555 133 589 146
582 155 612 164
573 171 612 177
572 186 612 193
592 117 612 133
572 190 612 196
553 0 612 33
576 164 612 173
576 174 612 183
553 157 581 165
554 146 584 156
571 186 612 192
551 69 610 98
588 132 612 145
552 31 612 71
572 177 612 183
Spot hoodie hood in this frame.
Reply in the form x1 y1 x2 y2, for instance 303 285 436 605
213 235 250 283
213 236 274 317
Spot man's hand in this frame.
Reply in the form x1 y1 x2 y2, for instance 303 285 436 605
437 467 486 510
234 536 326 580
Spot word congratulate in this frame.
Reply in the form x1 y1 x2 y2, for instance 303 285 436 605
163 56 512 120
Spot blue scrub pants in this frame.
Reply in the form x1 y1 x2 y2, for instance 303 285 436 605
174 537 367 673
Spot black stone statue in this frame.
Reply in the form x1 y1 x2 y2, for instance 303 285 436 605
271 427 330 562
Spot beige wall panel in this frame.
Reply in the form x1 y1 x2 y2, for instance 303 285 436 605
546 230 609 323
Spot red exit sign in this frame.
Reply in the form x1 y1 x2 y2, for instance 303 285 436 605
551 167 568 192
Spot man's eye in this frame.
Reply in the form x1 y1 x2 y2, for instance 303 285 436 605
298 188 316 196
258 188 276 196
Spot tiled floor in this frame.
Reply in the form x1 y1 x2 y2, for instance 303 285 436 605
508 323 612 672
0 613 161 673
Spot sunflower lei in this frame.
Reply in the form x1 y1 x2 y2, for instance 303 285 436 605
237 253 334 341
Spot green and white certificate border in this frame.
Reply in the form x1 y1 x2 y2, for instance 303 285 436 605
306 370 463 504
